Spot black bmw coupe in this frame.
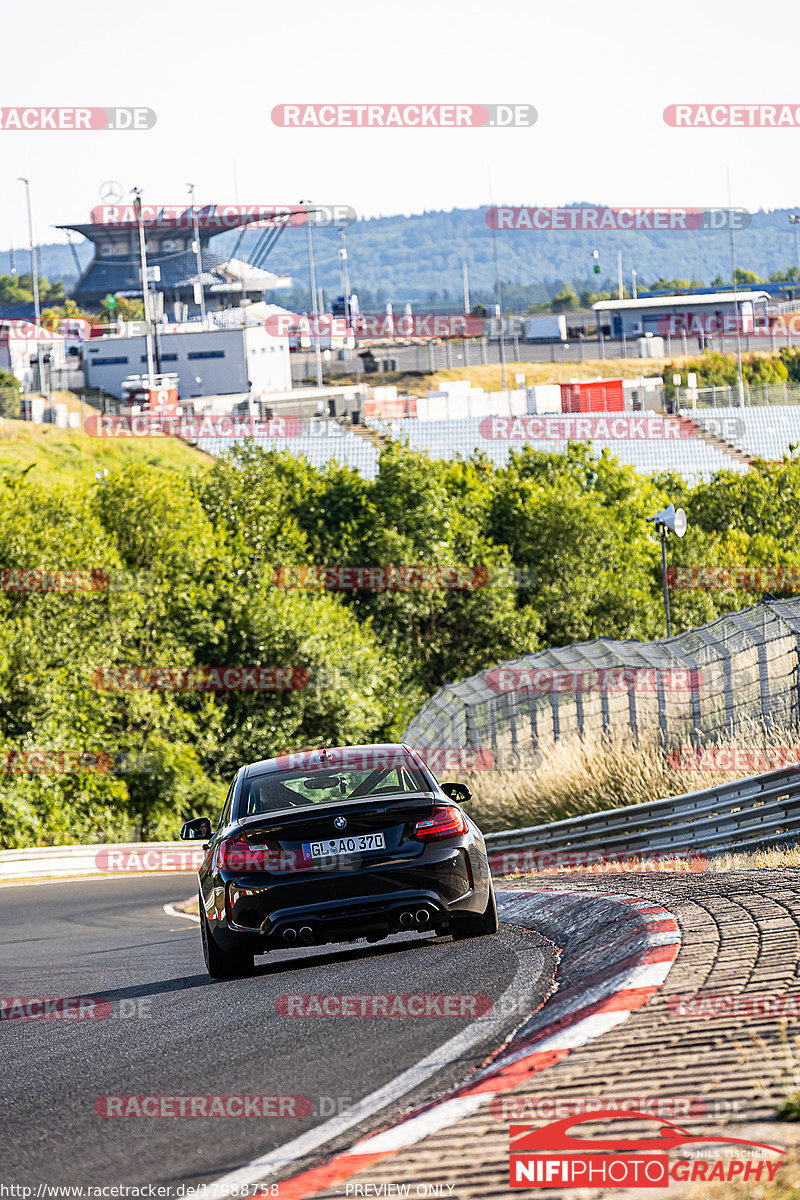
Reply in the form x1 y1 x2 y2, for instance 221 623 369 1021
180 743 498 978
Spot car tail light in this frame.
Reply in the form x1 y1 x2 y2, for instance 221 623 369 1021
412 806 468 842
218 836 278 872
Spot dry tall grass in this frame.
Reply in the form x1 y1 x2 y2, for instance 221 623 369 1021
455 721 800 834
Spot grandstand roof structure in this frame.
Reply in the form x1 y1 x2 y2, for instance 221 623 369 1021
592 291 771 311
58 208 293 308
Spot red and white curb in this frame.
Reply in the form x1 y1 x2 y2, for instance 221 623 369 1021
164 897 200 924
203 887 681 1199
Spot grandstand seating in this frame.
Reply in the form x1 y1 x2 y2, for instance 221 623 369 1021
372 418 748 483
194 423 380 477
193 412 759 484
77 249 229 299
687 405 800 462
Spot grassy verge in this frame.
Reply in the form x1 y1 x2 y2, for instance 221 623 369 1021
0 418 213 483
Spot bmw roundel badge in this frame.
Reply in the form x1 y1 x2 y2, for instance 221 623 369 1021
334 816 347 829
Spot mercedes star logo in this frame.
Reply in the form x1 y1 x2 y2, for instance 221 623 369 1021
334 816 347 829
99 180 125 204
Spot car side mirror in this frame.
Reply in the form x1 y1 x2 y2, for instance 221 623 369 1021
441 782 472 804
180 816 212 840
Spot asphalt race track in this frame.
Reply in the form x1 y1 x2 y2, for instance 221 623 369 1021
0 876 555 1189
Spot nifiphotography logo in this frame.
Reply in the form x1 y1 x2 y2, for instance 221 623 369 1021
508 1110 784 1188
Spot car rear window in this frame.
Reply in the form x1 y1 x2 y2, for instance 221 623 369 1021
238 762 429 817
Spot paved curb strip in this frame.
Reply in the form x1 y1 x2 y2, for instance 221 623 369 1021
251 887 681 1198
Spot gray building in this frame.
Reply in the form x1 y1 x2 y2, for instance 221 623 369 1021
83 321 291 401
592 292 771 338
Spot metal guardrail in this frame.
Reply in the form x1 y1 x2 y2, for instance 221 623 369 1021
0 841 200 882
3 764 800 882
484 762 800 861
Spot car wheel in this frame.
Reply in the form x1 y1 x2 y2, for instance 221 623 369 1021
451 883 499 940
200 903 255 979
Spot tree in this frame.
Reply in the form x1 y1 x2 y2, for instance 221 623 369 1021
96 297 144 323
0 370 21 417
780 347 800 382
647 277 694 293
487 444 667 644
550 286 579 313
39 298 94 332
0 275 33 304
7 425 800 847
734 267 761 286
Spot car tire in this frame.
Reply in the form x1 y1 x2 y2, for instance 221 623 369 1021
451 882 499 940
200 903 255 979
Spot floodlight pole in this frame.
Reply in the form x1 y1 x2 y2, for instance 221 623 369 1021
132 188 156 386
649 505 685 636
790 214 800 288
186 183 207 323
301 200 323 387
659 525 671 637
491 221 507 390
726 169 745 409
18 178 45 397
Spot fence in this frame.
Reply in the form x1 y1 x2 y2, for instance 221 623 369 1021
484 761 800 861
403 597 800 767
681 382 800 408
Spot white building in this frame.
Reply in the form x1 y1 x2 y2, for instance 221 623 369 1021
82 319 291 401
592 292 771 339
0 321 66 391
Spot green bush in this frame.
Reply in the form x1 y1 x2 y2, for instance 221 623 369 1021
0 371 21 418
3 439 800 846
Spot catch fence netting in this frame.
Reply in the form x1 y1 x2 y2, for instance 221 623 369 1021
403 598 800 767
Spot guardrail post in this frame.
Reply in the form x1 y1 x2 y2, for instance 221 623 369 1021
722 648 736 735
487 696 501 767
757 629 773 731
508 692 519 760
550 690 560 743
657 672 668 745
627 671 638 745
527 691 538 751
465 700 481 756
600 676 610 739
686 661 703 746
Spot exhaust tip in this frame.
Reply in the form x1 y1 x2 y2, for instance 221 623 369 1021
398 911 414 928
299 925 314 944
282 927 298 943
415 908 431 926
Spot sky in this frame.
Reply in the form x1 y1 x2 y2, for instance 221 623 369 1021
2 0 799 251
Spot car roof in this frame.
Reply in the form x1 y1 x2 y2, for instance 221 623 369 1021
242 743 422 778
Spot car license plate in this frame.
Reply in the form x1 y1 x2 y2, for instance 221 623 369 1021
302 832 386 860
